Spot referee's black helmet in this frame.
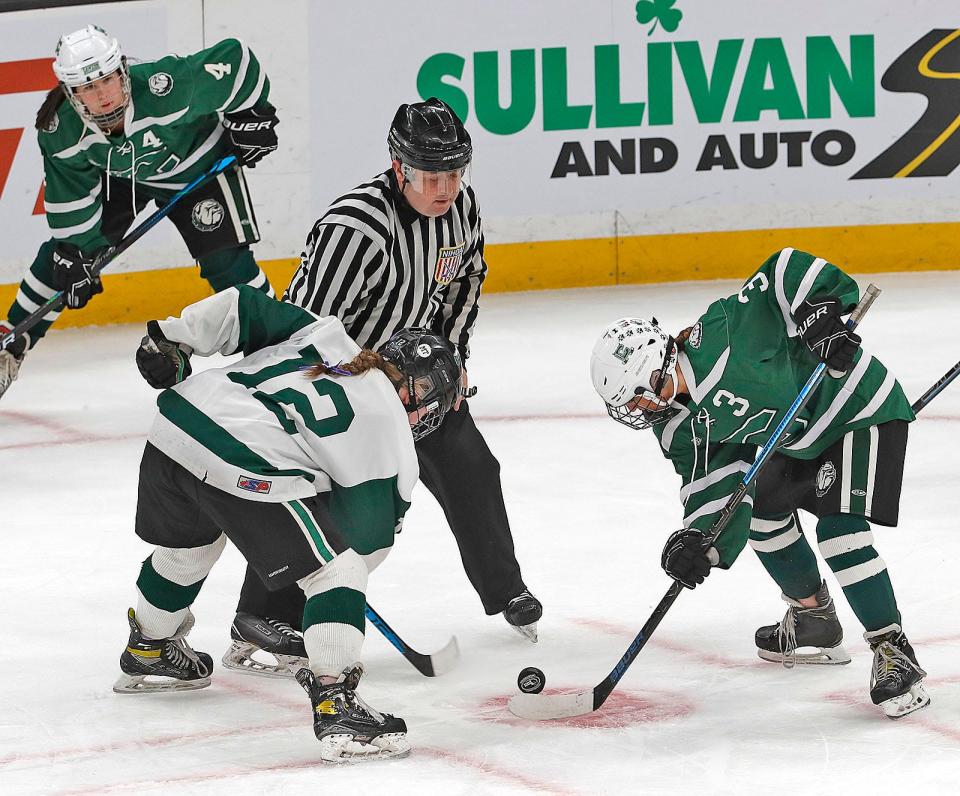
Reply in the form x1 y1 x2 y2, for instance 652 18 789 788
387 97 472 172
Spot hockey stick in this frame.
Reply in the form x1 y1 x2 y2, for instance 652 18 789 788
509 284 882 720
1 154 238 352
911 359 960 413
366 603 459 677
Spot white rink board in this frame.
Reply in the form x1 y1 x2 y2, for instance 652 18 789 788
1 0 959 282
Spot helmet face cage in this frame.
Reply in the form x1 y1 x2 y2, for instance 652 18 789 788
379 328 462 441
54 25 129 129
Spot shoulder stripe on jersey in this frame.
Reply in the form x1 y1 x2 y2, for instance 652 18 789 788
773 247 798 335
790 257 827 314
783 352 874 451
126 108 189 137
217 40 251 113
52 131 103 160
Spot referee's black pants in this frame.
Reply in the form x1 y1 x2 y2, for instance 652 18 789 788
236 401 529 624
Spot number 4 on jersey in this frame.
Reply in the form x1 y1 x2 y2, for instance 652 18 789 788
204 62 232 80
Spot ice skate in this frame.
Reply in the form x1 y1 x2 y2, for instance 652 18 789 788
755 581 851 666
114 608 213 693
867 627 930 719
0 323 27 401
503 589 542 643
221 612 308 678
296 665 410 764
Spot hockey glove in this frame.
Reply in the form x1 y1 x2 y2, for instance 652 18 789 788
661 529 719 590
794 295 861 376
222 104 279 167
136 320 193 389
51 243 103 309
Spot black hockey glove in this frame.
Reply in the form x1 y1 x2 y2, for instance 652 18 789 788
51 243 102 309
136 320 192 389
222 104 279 167
794 295 861 375
661 529 718 590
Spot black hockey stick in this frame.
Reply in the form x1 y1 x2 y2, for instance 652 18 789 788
365 603 459 677
1 154 238 352
911 359 960 413
509 284 881 720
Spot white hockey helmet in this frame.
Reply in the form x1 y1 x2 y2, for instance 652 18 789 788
53 25 129 128
590 317 679 429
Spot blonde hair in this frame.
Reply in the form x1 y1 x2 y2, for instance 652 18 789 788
303 349 402 383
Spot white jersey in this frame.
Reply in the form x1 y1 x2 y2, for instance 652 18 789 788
146 287 418 531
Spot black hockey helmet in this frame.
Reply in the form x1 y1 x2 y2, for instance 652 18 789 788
379 327 462 441
387 97 472 172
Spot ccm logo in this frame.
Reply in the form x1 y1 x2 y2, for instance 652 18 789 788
797 305 829 335
224 120 272 132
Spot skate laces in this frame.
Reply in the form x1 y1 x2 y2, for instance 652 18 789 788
777 606 800 669
871 641 910 690
266 618 299 638
166 612 210 677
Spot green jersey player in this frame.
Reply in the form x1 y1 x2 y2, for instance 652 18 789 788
117 285 461 763
590 248 929 720
0 25 279 400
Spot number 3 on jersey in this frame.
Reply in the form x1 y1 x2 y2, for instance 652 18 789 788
738 272 769 303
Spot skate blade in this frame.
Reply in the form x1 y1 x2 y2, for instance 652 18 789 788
881 682 931 719
318 732 410 764
509 622 538 643
113 672 211 694
221 640 307 679
757 644 851 665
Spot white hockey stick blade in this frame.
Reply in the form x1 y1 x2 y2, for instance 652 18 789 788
508 689 594 720
427 635 460 676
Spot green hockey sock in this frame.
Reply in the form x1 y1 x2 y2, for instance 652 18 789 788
198 246 274 296
816 513 900 632
748 512 822 599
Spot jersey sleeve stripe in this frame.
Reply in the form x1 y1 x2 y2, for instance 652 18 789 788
684 493 753 528
849 368 897 423
217 40 251 113
783 352 874 451
789 257 827 314
48 205 102 237
679 460 750 503
773 247 798 335
44 182 101 213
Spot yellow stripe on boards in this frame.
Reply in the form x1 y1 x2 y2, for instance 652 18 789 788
1 221 960 330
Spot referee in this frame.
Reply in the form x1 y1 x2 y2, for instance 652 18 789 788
222 98 542 676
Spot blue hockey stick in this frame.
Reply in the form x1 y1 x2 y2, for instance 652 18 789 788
1 154 238 352
510 284 881 720
366 603 459 677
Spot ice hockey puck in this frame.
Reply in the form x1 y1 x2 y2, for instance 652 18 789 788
517 666 546 694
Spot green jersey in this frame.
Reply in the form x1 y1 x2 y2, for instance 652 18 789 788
147 286 417 546
38 38 270 253
652 248 914 566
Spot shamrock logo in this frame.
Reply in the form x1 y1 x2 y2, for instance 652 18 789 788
635 0 683 36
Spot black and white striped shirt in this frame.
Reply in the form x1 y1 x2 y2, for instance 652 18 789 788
284 170 486 359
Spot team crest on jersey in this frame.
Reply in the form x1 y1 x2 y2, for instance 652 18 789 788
434 242 465 285
191 199 224 232
148 72 174 96
815 461 837 497
687 322 702 349
238 475 272 494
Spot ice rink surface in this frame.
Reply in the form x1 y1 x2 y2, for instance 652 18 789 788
2 272 959 795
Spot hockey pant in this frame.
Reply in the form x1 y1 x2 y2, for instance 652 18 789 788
238 400 529 625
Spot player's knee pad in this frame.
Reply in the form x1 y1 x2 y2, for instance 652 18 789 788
151 533 227 585
298 548 368 600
